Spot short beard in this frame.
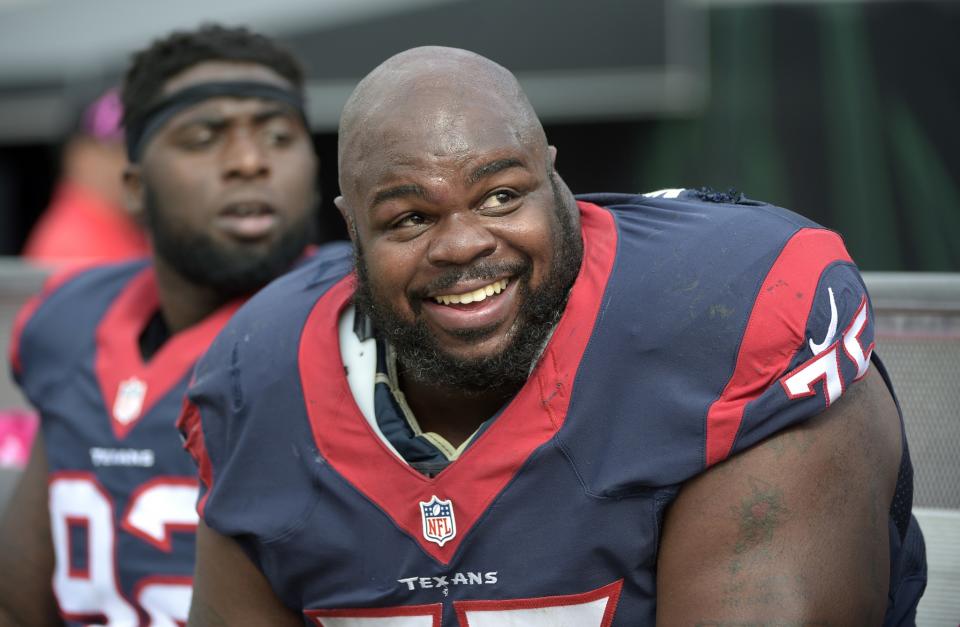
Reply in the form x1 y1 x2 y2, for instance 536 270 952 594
352 175 583 394
145 188 315 297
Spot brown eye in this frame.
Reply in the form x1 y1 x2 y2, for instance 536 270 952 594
179 126 216 149
480 190 517 210
263 119 296 147
395 213 429 229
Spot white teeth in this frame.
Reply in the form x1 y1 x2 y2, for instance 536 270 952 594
434 278 508 305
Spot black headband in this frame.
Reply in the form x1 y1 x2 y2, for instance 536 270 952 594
125 81 307 162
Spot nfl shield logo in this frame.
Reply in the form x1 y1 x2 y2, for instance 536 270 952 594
419 495 456 547
113 377 147 425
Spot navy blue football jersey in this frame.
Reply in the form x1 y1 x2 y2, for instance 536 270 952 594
11 262 242 626
181 193 926 625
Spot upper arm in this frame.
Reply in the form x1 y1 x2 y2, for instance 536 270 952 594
180 323 302 627
656 369 902 624
188 520 301 627
8 267 87 379
0 432 63 627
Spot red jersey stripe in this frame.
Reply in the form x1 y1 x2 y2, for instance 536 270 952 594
704 228 853 467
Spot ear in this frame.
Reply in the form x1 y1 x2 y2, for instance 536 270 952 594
547 145 558 170
122 164 146 225
334 195 357 243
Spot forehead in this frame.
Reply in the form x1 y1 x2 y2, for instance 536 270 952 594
156 61 301 130
161 60 293 95
350 99 536 191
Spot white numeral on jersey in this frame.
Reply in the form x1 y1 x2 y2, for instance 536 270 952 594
455 580 621 627
122 479 200 551
842 297 873 381
459 597 609 626
138 577 193 627
782 344 844 406
781 298 872 407
307 581 622 627
49 473 198 626
49 475 138 624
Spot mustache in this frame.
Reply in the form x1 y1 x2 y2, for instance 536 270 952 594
413 261 530 299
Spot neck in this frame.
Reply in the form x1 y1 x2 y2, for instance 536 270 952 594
398 367 520 448
152 255 231 333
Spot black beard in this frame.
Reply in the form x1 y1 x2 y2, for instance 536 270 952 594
352 176 583 394
144 189 315 297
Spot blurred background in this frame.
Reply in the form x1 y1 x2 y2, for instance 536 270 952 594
0 0 956 269
0 0 956 624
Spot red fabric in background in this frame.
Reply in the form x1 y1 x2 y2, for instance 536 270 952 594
0 410 37 469
23 181 148 267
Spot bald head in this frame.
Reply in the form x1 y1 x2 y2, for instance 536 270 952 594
337 46 548 201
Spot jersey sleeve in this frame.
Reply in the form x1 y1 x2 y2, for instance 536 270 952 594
176 360 221 520
9 265 92 381
176 312 273 528
706 227 875 466
556 197 880 493
177 308 326 545
177 247 353 542
176 318 281 535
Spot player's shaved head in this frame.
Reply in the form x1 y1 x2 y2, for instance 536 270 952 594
337 46 548 203
335 46 583 394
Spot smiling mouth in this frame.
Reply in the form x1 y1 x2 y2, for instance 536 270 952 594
432 278 509 305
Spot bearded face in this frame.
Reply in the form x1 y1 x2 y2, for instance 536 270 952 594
145 185 314 297
352 175 582 393
129 62 320 297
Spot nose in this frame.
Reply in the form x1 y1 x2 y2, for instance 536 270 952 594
222 129 269 180
426 212 497 267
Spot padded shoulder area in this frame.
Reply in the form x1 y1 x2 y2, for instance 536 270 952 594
560 194 869 494
11 261 146 393
182 245 353 541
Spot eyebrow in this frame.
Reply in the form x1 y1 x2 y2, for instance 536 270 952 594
251 105 298 124
368 157 526 211
370 184 427 210
466 158 525 185
173 104 296 130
